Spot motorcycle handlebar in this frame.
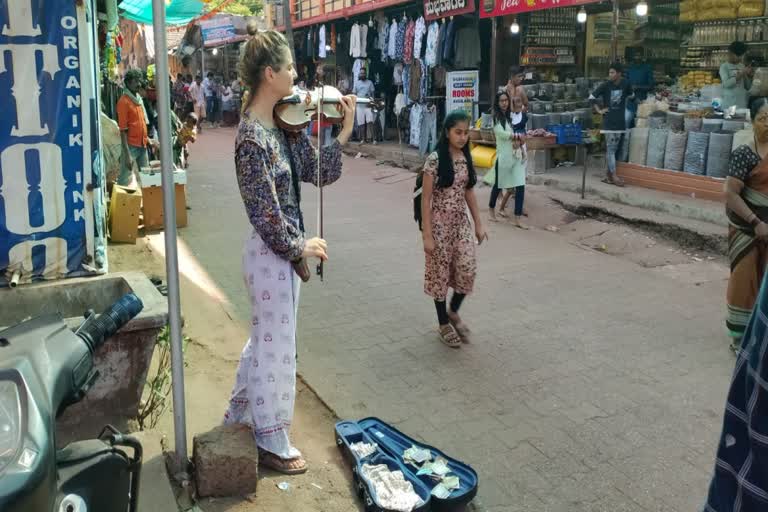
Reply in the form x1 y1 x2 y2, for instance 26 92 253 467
77 294 144 353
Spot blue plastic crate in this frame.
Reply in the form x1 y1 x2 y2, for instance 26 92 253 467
546 123 583 145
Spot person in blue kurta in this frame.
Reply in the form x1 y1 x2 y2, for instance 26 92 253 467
485 91 528 229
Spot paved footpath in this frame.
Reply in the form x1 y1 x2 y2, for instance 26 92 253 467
182 128 734 511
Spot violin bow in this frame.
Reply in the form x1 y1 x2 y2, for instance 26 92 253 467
316 85 324 281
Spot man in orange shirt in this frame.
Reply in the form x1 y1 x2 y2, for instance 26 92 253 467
116 69 149 186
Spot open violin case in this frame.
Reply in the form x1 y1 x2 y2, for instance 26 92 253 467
335 417 478 512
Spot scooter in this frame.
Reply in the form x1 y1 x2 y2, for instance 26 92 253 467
0 293 145 512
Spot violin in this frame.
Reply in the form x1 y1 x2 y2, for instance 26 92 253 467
274 85 382 131
275 85 381 282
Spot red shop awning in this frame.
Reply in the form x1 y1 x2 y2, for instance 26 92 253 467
479 0 601 18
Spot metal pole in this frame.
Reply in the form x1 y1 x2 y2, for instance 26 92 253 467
151 0 188 464
611 0 619 62
490 16 498 106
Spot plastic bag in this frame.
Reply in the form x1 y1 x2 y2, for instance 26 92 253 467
749 67 768 96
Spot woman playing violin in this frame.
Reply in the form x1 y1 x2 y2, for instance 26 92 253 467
223 26 356 475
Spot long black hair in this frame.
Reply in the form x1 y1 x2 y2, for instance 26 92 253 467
493 91 512 130
435 110 477 189
750 96 768 121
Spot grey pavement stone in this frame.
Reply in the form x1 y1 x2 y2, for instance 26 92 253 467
180 129 734 511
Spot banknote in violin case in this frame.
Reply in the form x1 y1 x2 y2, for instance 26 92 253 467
335 417 479 512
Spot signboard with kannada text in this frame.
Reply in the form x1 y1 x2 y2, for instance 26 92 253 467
480 0 599 18
424 0 476 21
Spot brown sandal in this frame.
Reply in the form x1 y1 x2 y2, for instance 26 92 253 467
258 449 308 475
438 325 462 348
448 314 471 342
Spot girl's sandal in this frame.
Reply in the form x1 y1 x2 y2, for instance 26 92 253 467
438 325 462 348
498 210 509 218
448 316 471 343
258 449 308 475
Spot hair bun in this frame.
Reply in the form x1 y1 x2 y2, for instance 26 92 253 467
246 20 260 36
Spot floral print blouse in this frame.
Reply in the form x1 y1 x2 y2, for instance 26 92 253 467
235 110 343 261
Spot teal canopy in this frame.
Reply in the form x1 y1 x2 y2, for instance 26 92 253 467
118 0 205 26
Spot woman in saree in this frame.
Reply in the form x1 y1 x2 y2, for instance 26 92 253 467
725 97 768 352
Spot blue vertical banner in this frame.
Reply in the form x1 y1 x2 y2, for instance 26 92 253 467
0 0 104 285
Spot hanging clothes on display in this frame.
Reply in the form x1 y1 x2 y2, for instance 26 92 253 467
433 66 446 89
442 18 456 65
359 23 369 58
319 25 327 58
396 16 407 61
331 24 337 52
410 103 423 147
393 62 404 86
403 19 416 64
377 15 389 61
402 64 411 104
350 23 362 58
413 16 426 62
435 20 446 67
409 60 422 102
306 27 316 60
419 60 428 102
419 104 438 156
453 22 481 69
425 21 439 67
388 19 399 60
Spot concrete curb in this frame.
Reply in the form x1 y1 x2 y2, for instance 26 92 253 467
528 174 728 228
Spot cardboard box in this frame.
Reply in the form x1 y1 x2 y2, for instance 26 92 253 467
109 185 142 244
139 169 188 230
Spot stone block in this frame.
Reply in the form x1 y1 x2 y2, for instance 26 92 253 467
193 424 258 497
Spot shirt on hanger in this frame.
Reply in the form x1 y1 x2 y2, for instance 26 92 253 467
409 60 422 102
425 21 439 67
350 23 362 58
388 20 398 60
435 21 446 67
318 25 327 58
442 19 456 64
396 18 407 60
403 20 416 64
393 62 404 86
413 16 426 61
454 24 481 68
359 23 368 58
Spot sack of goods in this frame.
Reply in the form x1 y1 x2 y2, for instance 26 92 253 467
738 0 765 17
750 68 768 96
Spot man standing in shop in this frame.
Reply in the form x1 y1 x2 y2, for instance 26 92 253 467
625 48 654 128
189 74 206 133
203 71 218 128
720 41 753 111
116 69 150 187
353 69 376 144
590 62 634 187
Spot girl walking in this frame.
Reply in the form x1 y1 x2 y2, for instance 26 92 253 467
485 92 529 229
223 27 356 475
421 110 488 348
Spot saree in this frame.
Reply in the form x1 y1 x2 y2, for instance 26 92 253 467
704 273 768 511
727 148 768 340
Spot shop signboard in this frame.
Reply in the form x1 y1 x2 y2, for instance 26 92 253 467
446 70 479 120
200 16 238 46
0 0 104 285
424 0 476 21
480 0 600 18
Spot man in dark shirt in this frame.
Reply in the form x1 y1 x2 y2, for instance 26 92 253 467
590 62 634 186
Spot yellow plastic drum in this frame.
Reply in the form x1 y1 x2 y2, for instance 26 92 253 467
470 144 496 169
